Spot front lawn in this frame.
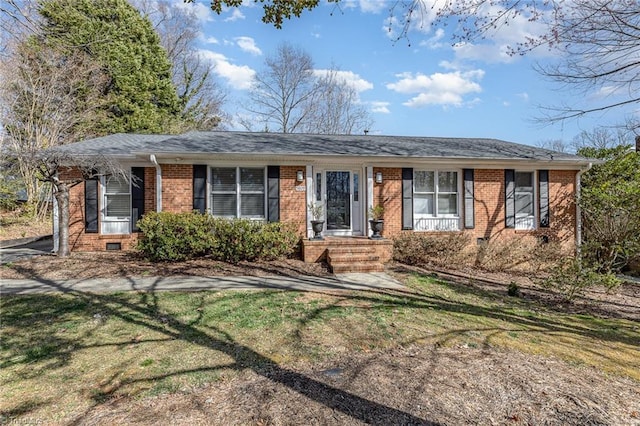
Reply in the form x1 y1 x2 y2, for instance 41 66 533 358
1 272 638 424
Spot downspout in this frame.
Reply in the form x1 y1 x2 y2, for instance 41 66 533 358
150 154 162 212
575 162 593 255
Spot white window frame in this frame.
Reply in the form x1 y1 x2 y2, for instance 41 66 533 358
210 166 267 219
413 169 461 231
514 170 536 230
100 173 131 235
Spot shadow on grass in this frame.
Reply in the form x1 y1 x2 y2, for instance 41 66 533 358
1 268 638 424
1 275 441 425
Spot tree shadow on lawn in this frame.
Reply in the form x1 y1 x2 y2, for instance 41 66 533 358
1 271 638 424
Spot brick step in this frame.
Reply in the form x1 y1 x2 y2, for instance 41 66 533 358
327 253 380 264
326 246 375 256
330 262 385 274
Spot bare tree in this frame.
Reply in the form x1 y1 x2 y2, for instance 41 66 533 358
133 0 227 130
0 40 107 216
302 67 373 135
0 0 40 56
248 43 319 133
572 127 631 152
35 152 128 257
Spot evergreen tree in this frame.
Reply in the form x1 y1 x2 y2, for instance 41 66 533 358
38 0 182 134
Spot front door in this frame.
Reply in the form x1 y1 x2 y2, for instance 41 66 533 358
323 170 362 235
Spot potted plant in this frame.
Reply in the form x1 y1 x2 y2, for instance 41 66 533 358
308 202 324 240
368 205 384 239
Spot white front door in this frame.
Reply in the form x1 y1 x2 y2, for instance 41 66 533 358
322 169 362 236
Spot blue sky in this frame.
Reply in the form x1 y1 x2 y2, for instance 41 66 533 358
175 0 635 147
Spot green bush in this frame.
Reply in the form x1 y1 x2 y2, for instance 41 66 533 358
137 212 299 263
209 218 299 263
136 212 216 262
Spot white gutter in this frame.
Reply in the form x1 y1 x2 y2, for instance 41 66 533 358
575 162 593 255
150 154 162 212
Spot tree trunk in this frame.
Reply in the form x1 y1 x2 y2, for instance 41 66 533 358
55 183 71 257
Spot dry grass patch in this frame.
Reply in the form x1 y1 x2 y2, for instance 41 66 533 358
1 272 639 424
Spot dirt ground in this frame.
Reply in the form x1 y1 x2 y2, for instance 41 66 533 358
73 345 640 425
2 248 640 425
3 251 638 323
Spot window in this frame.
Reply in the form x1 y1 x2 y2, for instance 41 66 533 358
101 174 131 235
414 170 460 231
211 167 265 218
104 176 130 218
515 171 535 230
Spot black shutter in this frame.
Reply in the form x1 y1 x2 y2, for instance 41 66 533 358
131 167 145 231
539 169 549 228
505 169 515 228
84 178 99 233
463 169 475 229
267 166 280 222
402 168 413 230
193 165 207 213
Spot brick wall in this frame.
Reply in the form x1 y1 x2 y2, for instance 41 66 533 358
60 166 148 252
373 167 577 251
279 166 307 236
471 169 506 239
372 167 402 237
161 164 193 213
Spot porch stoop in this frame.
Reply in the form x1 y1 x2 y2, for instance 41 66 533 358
302 237 393 273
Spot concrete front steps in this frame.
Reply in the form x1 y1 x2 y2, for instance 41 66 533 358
301 237 393 273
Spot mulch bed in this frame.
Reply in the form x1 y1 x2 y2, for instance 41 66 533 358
74 344 640 425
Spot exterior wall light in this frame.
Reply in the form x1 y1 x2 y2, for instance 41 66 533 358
375 171 383 184
296 170 304 182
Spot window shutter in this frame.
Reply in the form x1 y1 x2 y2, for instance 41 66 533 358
193 165 207 213
505 169 515 228
84 178 99 233
539 169 549 228
463 169 475 229
131 167 145 231
267 166 280 222
402 168 413 230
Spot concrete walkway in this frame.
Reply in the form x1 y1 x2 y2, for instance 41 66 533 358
0 272 404 295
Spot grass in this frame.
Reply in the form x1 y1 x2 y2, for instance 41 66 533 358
1 272 638 423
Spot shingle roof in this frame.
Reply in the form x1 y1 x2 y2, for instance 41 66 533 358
55 131 588 163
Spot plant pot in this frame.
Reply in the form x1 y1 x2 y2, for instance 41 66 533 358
310 220 324 240
369 219 384 239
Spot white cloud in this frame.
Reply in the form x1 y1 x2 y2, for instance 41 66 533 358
516 92 530 102
419 28 445 49
224 8 245 22
370 101 391 114
235 36 262 56
450 4 554 64
174 1 214 22
205 36 219 45
358 0 387 13
386 68 485 108
198 49 255 90
313 69 374 92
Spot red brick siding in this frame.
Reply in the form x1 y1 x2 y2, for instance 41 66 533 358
279 166 307 236
60 166 139 251
372 167 402 237
161 164 193 213
373 167 577 251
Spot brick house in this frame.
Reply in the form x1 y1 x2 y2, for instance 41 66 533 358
55 131 592 269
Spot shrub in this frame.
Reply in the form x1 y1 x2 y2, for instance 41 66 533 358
393 233 471 267
209 219 299 263
136 212 216 262
137 212 299 263
541 257 621 300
